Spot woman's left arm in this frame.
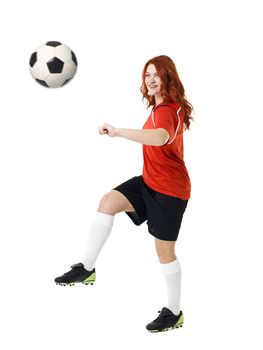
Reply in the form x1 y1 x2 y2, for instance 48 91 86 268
98 123 169 146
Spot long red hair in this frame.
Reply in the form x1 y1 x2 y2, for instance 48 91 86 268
140 55 194 130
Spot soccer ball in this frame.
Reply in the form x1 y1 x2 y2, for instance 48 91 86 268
29 41 78 88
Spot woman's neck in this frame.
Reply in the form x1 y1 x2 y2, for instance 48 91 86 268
154 95 163 106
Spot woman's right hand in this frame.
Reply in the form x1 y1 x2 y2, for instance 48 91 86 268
98 123 117 137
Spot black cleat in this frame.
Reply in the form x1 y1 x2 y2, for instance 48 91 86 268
146 307 184 333
54 263 96 286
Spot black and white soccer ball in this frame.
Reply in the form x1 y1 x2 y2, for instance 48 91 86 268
29 41 78 88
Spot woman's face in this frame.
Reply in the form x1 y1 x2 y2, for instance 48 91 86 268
145 64 162 98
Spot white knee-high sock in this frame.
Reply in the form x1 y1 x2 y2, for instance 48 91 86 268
82 212 114 271
160 259 181 316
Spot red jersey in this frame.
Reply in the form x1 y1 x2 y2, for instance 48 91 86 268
142 102 191 200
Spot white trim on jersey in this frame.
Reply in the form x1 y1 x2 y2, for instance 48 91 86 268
167 106 181 144
151 106 181 145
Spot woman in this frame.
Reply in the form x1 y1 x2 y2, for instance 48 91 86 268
55 55 193 333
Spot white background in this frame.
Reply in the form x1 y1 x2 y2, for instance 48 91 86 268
0 0 262 348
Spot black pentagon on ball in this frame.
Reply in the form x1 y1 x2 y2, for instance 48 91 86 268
46 41 62 47
71 51 78 65
35 79 49 87
29 52 37 67
47 57 64 74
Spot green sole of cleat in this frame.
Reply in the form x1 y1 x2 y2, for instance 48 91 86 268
56 272 96 287
148 323 183 333
82 272 96 285
149 328 182 333
56 282 95 286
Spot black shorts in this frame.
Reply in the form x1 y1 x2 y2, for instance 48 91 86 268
113 176 188 241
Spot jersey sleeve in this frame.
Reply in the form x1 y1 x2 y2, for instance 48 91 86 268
153 106 179 144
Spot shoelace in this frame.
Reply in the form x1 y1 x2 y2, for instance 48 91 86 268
153 310 165 322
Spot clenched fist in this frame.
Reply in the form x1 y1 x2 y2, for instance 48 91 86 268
98 123 117 137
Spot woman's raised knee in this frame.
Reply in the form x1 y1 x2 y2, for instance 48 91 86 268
97 190 134 215
97 192 116 215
